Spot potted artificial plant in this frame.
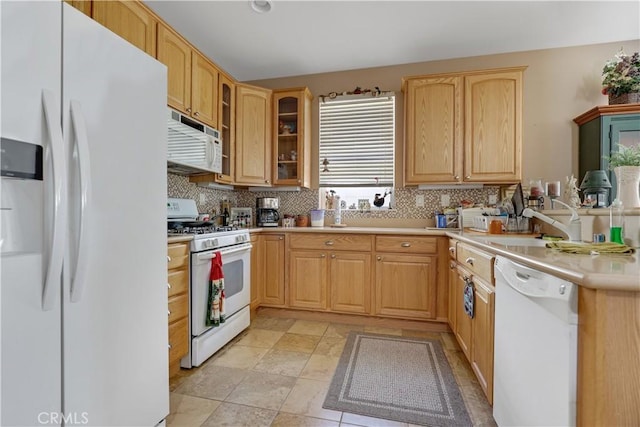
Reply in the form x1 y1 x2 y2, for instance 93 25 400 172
601 50 640 105
608 144 640 208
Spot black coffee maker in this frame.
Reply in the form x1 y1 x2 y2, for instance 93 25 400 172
256 197 280 227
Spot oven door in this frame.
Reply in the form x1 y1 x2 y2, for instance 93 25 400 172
190 242 252 337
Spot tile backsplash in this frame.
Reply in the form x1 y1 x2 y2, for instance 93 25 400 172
168 173 500 225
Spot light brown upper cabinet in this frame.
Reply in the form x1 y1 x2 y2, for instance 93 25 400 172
235 83 272 186
157 23 191 114
404 67 524 185
190 52 219 128
272 88 313 188
214 73 236 184
92 1 157 56
157 23 219 129
404 76 463 183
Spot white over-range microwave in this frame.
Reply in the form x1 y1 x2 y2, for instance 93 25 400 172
167 108 222 175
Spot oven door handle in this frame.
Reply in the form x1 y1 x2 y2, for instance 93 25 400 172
195 243 253 263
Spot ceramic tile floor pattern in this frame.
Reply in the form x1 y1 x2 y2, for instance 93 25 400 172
168 313 497 427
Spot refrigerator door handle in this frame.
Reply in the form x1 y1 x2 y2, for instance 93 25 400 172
69 100 92 303
41 89 67 311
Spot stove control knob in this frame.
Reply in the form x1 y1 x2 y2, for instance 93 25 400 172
211 239 218 248
235 235 245 243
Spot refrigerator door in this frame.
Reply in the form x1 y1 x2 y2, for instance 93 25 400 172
61 5 169 425
1 2 63 426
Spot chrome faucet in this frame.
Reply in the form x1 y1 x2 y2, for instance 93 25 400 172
522 199 582 242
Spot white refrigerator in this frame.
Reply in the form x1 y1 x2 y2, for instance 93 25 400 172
1 2 169 426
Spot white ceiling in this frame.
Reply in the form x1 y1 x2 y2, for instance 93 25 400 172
145 1 640 82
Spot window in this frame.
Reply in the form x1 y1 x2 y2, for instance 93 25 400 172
319 93 395 188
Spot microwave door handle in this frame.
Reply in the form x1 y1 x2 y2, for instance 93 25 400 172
41 89 67 311
69 100 92 303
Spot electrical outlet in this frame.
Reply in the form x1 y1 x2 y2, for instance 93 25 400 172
199 193 206 204
441 194 450 207
416 195 425 207
488 194 498 205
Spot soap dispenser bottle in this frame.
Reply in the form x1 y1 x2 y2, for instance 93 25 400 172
609 198 624 244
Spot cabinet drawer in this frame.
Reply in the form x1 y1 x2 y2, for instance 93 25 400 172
289 233 372 251
168 267 189 298
456 242 494 283
375 236 437 254
168 316 189 364
168 294 189 324
168 243 189 269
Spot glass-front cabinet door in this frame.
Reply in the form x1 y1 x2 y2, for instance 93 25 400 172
273 88 312 187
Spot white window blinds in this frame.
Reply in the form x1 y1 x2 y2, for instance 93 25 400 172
319 94 395 186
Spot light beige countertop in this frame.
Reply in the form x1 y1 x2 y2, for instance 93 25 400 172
250 226 448 235
167 235 194 244
450 232 640 292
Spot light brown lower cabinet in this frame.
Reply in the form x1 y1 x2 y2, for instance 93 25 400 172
470 276 495 405
167 241 190 378
329 252 371 314
453 265 472 359
449 241 495 405
256 233 286 307
374 253 436 319
249 233 261 313
289 249 328 310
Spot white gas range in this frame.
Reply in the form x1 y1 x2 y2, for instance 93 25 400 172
168 198 252 368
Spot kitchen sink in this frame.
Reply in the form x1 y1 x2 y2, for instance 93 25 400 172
469 235 550 247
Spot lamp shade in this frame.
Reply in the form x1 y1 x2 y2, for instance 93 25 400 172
580 170 612 189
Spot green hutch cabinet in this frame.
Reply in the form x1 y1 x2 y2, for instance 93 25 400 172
574 104 640 204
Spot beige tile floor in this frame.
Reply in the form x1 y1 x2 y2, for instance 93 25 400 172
168 312 496 427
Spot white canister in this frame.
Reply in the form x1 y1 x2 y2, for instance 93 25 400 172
310 209 325 227
334 196 341 225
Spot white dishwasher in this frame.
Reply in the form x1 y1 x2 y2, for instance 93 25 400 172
493 256 578 427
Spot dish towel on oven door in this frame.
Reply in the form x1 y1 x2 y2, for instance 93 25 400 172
206 251 226 326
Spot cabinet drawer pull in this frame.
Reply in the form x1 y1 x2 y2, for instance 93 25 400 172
377 256 382 261
325 241 334 246
167 310 171 316
320 254 326 258
279 236 283 240
401 242 411 247
465 257 475 266
455 175 460 180
167 283 171 289
193 111 199 116
167 255 171 262
331 254 336 259
168 343 172 350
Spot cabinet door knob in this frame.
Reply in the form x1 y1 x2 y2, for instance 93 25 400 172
168 343 172 349
377 256 382 261
321 254 326 258
167 283 171 289
449 247 455 254
465 175 471 179
331 254 336 259
194 111 199 116
186 107 192 113
167 310 171 316
265 180 270 184
167 256 171 262
325 241 334 246
454 175 460 180
401 242 411 247
465 257 474 266
279 236 283 240
449 261 456 269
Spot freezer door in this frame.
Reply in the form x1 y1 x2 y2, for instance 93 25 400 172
0 2 63 426
61 4 169 426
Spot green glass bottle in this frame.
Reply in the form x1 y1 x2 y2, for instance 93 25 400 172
609 199 624 244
